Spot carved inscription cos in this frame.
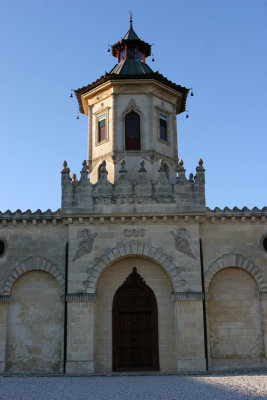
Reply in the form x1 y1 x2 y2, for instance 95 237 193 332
124 229 145 237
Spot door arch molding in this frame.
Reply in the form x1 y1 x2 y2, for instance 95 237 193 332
83 240 186 292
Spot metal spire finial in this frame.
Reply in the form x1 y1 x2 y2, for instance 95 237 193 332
129 11 133 28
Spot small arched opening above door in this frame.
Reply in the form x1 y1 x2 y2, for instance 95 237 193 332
112 267 159 371
125 111 141 150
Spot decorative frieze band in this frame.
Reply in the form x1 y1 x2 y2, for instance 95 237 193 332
64 293 97 303
0 295 10 304
173 291 207 301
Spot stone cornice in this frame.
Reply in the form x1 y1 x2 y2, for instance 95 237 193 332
173 292 207 300
0 295 10 304
64 293 97 303
1 212 266 227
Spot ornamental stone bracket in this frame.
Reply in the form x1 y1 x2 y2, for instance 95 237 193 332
205 252 267 292
2 255 65 295
83 240 187 293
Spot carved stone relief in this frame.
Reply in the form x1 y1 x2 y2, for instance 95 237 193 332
124 229 145 237
171 227 195 259
73 229 97 261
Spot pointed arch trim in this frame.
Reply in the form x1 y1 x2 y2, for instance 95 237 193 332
3 255 65 295
205 252 267 291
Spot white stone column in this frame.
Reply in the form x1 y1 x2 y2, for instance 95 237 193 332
260 293 267 368
0 299 9 373
175 293 206 372
66 295 95 373
172 104 178 160
146 92 153 149
111 93 117 152
87 105 93 170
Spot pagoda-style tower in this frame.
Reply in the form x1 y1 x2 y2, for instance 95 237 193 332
75 17 189 184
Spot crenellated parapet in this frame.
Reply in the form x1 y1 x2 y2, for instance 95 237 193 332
206 206 267 217
61 158 206 215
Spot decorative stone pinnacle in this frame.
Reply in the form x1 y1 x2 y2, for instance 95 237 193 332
198 158 203 166
178 159 184 167
63 160 67 169
159 159 165 173
99 160 108 176
189 173 194 183
72 173 78 183
139 159 146 171
82 160 87 167
121 159 126 169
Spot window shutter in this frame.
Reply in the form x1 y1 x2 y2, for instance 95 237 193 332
98 115 106 142
159 114 167 141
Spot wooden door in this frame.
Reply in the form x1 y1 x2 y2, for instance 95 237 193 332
112 267 159 371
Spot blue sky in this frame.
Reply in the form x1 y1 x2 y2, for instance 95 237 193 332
0 0 266 211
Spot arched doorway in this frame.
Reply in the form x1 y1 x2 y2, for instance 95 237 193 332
112 267 159 371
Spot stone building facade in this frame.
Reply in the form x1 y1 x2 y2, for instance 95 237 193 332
0 20 267 374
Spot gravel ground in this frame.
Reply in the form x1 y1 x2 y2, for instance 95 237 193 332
0 374 267 400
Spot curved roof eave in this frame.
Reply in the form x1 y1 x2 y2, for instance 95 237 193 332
75 73 189 114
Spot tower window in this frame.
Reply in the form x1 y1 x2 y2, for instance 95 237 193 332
125 111 140 150
159 113 168 142
138 50 143 61
98 114 106 143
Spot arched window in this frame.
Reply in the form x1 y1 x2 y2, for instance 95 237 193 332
125 111 140 150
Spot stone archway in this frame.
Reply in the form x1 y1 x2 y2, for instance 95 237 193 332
94 256 176 373
83 240 186 293
3 255 65 296
112 267 159 371
205 252 267 292
6 270 64 372
207 267 265 370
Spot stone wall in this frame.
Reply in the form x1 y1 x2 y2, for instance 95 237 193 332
0 209 266 374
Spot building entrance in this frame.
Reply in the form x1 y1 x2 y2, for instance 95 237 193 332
112 267 159 371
